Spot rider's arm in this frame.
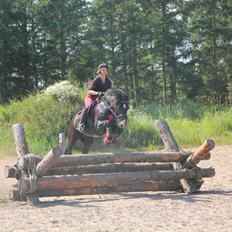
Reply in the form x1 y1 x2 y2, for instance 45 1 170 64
87 90 99 96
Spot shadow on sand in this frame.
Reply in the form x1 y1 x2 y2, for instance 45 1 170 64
36 188 232 208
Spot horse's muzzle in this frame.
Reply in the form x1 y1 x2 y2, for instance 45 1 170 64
103 128 113 145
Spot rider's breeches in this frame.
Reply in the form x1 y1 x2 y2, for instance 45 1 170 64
85 95 94 108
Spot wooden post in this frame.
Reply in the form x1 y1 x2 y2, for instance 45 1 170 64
10 124 28 201
155 119 203 193
12 123 39 204
12 124 29 160
36 147 62 176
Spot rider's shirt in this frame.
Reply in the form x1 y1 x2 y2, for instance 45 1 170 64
88 76 112 100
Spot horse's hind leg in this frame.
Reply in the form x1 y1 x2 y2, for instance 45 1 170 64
62 129 79 154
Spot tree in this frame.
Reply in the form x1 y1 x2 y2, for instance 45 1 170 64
187 0 232 103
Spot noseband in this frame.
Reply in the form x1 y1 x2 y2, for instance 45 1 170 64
109 100 128 122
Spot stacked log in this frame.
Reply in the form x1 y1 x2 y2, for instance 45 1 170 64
5 120 216 205
19 168 215 197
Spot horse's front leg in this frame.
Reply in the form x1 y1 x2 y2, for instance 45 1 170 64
80 135 94 154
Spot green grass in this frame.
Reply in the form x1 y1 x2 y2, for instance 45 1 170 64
166 109 232 147
0 94 83 154
0 85 231 156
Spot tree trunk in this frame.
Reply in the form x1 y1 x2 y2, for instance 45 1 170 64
161 3 167 105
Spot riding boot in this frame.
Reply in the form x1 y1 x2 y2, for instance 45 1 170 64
77 108 89 132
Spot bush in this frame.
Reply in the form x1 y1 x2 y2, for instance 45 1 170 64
119 109 160 149
43 80 82 103
0 93 83 154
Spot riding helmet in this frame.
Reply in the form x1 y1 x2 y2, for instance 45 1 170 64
97 63 109 70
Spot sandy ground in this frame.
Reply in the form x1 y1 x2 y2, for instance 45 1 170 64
0 145 232 232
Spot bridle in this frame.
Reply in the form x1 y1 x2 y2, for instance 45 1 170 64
108 100 129 123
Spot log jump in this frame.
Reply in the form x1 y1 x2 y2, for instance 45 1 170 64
5 120 216 205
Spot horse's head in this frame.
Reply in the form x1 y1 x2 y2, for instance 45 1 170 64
99 88 129 144
105 88 129 129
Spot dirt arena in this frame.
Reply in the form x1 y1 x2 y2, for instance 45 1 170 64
0 145 232 232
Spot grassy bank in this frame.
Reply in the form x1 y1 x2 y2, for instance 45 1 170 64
0 85 231 155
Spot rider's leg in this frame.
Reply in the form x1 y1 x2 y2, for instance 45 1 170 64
77 96 93 132
77 108 89 132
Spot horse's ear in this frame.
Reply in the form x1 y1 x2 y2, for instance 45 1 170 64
116 88 129 101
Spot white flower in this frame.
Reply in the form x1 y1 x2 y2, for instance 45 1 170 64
43 81 80 102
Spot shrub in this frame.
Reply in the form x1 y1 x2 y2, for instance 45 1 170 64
43 80 81 103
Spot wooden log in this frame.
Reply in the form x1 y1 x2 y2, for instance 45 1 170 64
36 147 62 176
19 167 215 194
12 123 29 159
155 119 203 193
37 180 182 197
182 140 215 169
18 154 43 172
8 188 21 200
18 151 192 172
45 163 174 176
4 165 20 178
8 188 26 201
5 163 174 177
199 152 211 160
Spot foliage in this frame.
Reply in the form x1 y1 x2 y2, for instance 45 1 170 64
0 0 231 105
0 93 83 154
1 90 232 154
43 80 81 102
119 109 160 149
0 0 232 153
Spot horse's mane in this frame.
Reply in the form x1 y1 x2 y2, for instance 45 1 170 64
107 88 129 102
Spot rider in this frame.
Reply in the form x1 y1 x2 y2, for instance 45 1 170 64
78 63 112 132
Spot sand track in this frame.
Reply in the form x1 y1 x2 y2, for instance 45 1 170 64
0 145 232 232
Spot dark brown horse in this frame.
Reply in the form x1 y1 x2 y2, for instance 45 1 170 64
62 89 129 154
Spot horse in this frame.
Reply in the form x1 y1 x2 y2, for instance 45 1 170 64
61 89 129 154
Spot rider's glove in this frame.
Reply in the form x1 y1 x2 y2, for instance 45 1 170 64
97 91 104 97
